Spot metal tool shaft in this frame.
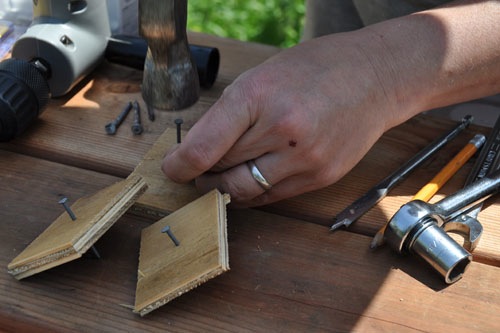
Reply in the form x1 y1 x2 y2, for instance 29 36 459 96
441 116 500 251
453 115 500 220
435 167 500 219
331 115 473 231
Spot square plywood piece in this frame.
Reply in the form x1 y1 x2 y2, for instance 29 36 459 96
134 189 230 316
8 175 148 280
131 127 200 218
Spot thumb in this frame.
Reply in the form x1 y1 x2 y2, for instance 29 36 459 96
162 88 253 183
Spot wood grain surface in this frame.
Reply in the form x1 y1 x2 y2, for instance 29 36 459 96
1 32 500 332
130 127 200 218
8 175 147 279
2 152 500 332
135 189 230 316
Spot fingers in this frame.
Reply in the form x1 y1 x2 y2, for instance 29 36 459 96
208 122 278 172
244 173 324 207
196 153 287 200
209 99 314 172
160 36 392 205
195 152 318 207
162 84 254 183
196 163 326 208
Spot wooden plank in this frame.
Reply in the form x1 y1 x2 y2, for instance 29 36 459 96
4 28 498 264
0 150 122 241
1 153 499 332
134 189 230 316
223 209 500 333
7 174 147 279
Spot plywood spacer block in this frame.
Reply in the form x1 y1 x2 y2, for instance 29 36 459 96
130 127 200 219
134 189 230 316
8 175 148 280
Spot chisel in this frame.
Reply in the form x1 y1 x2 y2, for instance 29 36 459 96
330 115 473 231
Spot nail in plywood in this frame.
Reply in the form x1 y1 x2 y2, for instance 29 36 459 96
7 175 148 280
134 189 230 316
131 127 200 218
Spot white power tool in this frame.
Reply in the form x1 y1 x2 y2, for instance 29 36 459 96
0 0 110 140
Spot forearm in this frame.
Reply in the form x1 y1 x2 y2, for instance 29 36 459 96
162 0 500 207
358 0 500 128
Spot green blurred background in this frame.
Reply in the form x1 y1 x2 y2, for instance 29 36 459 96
187 0 305 48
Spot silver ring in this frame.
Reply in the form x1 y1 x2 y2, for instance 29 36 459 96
247 160 273 190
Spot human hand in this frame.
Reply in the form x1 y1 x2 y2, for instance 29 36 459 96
162 32 411 207
162 2 500 207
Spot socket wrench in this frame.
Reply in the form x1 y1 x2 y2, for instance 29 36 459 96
385 167 500 284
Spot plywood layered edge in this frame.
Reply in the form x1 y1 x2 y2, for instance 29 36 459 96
134 189 230 316
8 175 148 279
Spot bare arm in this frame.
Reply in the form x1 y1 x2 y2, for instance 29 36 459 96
162 0 500 207
367 0 500 125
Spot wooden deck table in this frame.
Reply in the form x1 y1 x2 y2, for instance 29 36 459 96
1 32 500 332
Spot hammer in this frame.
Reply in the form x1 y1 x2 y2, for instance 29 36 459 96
139 0 200 111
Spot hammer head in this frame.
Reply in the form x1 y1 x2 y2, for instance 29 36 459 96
139 0 200 111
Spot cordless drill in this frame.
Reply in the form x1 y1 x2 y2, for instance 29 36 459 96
0 0 110 141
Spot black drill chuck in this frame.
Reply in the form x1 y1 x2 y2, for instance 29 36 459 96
0 58 50 142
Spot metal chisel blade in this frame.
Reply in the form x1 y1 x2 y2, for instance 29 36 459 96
330 187 388 231
330 115 473 232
